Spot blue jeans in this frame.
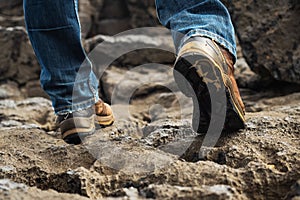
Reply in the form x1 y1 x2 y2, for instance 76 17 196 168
23 0 236 114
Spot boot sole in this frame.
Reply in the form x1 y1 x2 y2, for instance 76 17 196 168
63 129 95 145
174 53 245 133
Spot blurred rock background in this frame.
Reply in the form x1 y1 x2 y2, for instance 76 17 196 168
0 1 300 199
0 0 299 100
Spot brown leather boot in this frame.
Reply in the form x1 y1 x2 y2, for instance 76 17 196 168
57 107 95 145
173 36 245 133
57 100 114 144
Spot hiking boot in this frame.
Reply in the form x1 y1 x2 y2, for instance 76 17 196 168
57 106 95 145
173 36 245 133
57 100 114 144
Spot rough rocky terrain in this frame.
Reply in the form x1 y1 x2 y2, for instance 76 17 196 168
1 83 300 200
0 0 300 200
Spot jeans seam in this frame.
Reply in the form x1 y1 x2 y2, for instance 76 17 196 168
88 76 99 102
73 0 99 102
27 25 73 32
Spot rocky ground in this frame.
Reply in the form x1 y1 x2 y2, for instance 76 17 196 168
1 0 300 200
0 83 300 200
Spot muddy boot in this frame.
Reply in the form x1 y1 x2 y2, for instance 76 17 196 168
57 100 114 144
173 36 245 133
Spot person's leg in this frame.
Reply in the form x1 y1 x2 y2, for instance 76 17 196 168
23 0 114 144
155 0 236 59
155 0 245 133
23 0 99 114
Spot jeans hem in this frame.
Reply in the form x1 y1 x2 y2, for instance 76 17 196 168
55 96 100 115
181 29 237 62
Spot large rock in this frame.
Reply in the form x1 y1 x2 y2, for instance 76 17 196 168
84 31 175 102
225 1 300 84
99 65 177 103
0 27 40 85
79 0 160 37
79 0 131 37
84 31 175 68
0 97 55 131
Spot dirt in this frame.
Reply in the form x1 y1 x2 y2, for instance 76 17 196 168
0 89 299 200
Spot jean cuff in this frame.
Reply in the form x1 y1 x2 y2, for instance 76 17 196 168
180 29 237 62
55 95 100 115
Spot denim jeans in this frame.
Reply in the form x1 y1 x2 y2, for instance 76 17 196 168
156 0 236 57
23 0 236 114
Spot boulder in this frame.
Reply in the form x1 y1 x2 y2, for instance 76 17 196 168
225 1 300 84
84 31 175 68
0 27 40 85
0 97 55 131
99 65 176 103
79 0 160 37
